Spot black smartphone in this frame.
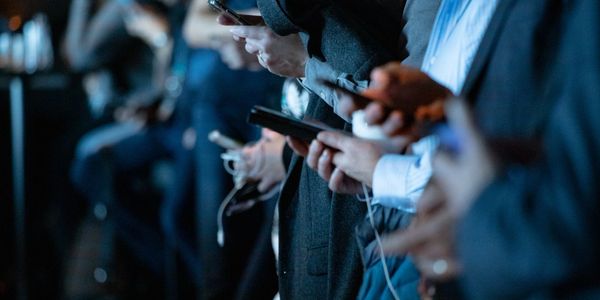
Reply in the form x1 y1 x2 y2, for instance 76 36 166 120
317 79 374 109
232 181 262 203
208 0 251 25
247 106 329 141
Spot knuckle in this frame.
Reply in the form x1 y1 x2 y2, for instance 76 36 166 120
328 181 338 192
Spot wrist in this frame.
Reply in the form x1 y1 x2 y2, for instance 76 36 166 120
364 153 382 187
296 56 308 77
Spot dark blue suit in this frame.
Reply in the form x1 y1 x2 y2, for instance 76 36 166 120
457 0 600 298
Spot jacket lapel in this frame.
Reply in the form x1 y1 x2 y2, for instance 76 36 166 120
460 0 518 99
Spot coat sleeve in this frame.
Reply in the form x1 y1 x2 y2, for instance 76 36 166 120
457 1 600 298
256 0 331 35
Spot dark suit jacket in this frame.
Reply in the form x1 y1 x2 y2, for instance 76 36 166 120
257 0 407 80
457 0 600 298
276 96 366 300
257 1 408 299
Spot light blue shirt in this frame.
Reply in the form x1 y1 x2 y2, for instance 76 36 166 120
372 0 499 212
422 0 500 94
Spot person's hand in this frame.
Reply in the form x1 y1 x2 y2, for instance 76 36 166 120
286 136 309 157
314 131 412 187
380 99 498 282
381 180 462 281
305 138 363 194
237 129 286 194
285 134 364 194
432 99 497 214
123 4 169 49
336 91 409 137
218 14 309 78
363 62 451 121
337 62 452 137
362 63 450 135
210 37 263 70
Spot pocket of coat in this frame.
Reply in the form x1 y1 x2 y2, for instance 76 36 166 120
307 245 328 276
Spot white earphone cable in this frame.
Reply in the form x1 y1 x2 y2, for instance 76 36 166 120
362 183 401 300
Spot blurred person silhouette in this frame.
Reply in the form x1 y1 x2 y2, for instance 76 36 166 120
63 0 160 116
65 0 196 297
214 128 286 300
215 78 311 299
181 0 284 298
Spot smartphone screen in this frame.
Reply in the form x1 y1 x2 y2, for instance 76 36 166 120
208 0 251 25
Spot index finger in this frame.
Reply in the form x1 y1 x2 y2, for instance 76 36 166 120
286 136 309 157
217 14 239 26
363 102 390 125
317 131 353 151
229 25 265 39
336 92 363 120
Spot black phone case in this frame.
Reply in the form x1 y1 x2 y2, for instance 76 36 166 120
232 181 262 204
247 106 326 141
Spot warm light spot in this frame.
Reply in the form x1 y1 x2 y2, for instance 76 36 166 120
8 16 22 31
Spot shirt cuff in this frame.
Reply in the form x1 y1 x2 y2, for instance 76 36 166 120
302 58 368 121
303 58 340 103
373 154 421 199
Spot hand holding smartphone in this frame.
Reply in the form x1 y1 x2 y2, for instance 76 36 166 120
320 79 462 150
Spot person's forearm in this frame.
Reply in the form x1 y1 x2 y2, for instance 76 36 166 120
65 0 130 71
64 0 92 70
151 39 173 89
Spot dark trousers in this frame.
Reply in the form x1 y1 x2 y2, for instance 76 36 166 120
70 120 193 275
192 101 265 299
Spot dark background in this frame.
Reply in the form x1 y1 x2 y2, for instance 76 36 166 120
1 0 92 298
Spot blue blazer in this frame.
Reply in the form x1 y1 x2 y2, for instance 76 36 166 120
458 0 600 298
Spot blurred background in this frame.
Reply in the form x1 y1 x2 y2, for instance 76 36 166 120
1 0 91 299
0 0 283 299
